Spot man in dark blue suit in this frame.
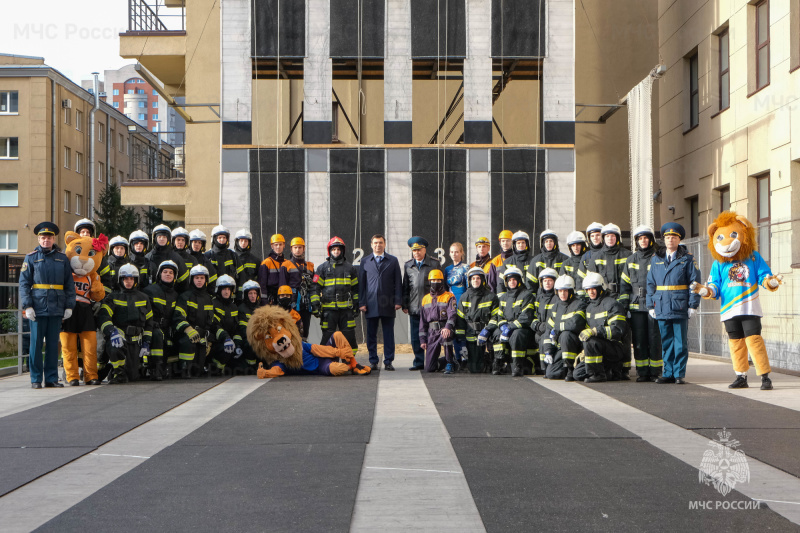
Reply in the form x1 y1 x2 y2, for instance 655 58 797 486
358 234 403 371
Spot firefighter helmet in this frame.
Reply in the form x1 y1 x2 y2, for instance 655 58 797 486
554 275 576 291
270 234 285 245
538 268 558 281
428 269 444 281
582 272 605 291
327 236 346 256
498 230 513 240
74 218 95 236
291 237 306 247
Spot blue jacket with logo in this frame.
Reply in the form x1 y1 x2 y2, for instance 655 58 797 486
19 245 76 317
645 245 701 320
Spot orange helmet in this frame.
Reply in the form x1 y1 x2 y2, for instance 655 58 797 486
327 236 346 256
428 269 444 281
498 230 513 240
277 285 293 296
270 234 285 244
290 237 305 247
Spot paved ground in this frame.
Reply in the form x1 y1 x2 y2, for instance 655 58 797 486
2 355 800 532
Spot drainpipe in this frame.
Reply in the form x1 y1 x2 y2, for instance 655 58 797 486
50 79 56 222
89 72 99 219
106 119 111 185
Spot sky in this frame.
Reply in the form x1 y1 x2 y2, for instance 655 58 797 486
1 1 148 84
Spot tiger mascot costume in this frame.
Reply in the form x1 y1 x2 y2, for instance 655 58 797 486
690 212 783 390
60 231 108 385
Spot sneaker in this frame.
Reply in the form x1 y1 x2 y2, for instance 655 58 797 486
761 375 773 391
728 375 749 389
443 363 454 375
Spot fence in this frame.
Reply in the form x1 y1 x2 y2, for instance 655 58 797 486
682 235 800 372
0 283 28 376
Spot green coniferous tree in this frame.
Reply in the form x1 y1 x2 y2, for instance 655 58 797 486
93 183 141 238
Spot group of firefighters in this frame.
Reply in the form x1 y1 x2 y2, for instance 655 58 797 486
23 215 693 386
413 222 677 382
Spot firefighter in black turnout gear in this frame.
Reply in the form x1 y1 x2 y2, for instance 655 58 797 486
105 235 130 294
143 260 180 380
455 266 499 373
532 268 559 373
145 224 185 290
207 275 241 376
559 231 588 299
543 275 587 381
312 236 359 357
237 280 262 373
490 266 536 377
171 226 199 293
174 265 230 378
289 237 315 341
189 229 218 292
580 221 604 277
205 225 239 280
583 223 633 378
531 229 569 280
575 272 628 383
98 264 154 384
128 230 150 289
496 231 538 296
621 225 663 381
234 229 260 301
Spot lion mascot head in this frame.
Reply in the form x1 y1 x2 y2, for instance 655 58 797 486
707 211 757 263
246 305 304 369
64 231 108 276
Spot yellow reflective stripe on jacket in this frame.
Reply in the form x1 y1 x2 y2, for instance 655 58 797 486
478 301 493 308
186 301 198 308
135 300 147 307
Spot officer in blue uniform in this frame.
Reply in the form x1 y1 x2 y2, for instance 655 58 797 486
19 222 76 388
646 222 701 384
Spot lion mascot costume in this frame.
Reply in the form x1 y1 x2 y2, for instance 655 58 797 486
690 212 783 390
247 305 371 377
60 230 108 385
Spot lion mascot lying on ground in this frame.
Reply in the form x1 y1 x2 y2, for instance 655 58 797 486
690 212 783 390
247 305 371 377
60 231 108 385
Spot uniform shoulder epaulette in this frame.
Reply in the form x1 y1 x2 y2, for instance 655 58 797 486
26 250 37 256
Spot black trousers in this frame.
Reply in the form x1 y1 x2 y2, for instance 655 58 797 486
630 311 663 377
465 340 487 373
107 339 141 382
320 309 358 357
583 337 624 379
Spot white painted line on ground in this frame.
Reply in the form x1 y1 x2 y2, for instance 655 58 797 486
0 375 93 419
533 377 800 526
350 354 486 533
0 376 268 533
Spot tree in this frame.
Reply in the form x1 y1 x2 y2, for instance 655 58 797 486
93 183 141 238
143 206 177 235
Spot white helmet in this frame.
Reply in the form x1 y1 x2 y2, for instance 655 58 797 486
554 275 576 291
538 267 558 280
129 230 149 248
211 225 230 239
467 266 486 282
503 266 524 284
511 231 530 243
582 272 606 291
242 279 261 298
566 231 587 246
539 229 558 248
171 226 190 240
601 223 622 238
156 260 179 279
189 264 210 279
235 228 252 241
189 229 207 243
109 235 129 249
74 218 95 235
632 225 654 240
215 274 236 290
118 263 139 285
586 222 603 235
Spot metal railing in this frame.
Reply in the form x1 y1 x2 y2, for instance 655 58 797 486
682 224 800 372
128 0 185 32
0 283 28 376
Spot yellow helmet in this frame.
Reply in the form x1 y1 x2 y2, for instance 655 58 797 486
290 237 305 247
475 236 491 246
428 269 444 281
498 230 513 240
277 285 293 296
270 234 285 244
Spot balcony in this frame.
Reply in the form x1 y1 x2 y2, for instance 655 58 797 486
120 0 186 94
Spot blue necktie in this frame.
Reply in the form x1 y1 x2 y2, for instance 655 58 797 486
376 256 382 266
417 261 422 270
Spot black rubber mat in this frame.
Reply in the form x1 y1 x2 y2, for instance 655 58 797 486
694 428 800 479
422 373 635 439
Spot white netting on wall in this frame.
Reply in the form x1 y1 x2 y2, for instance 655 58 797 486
627 75 654 233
